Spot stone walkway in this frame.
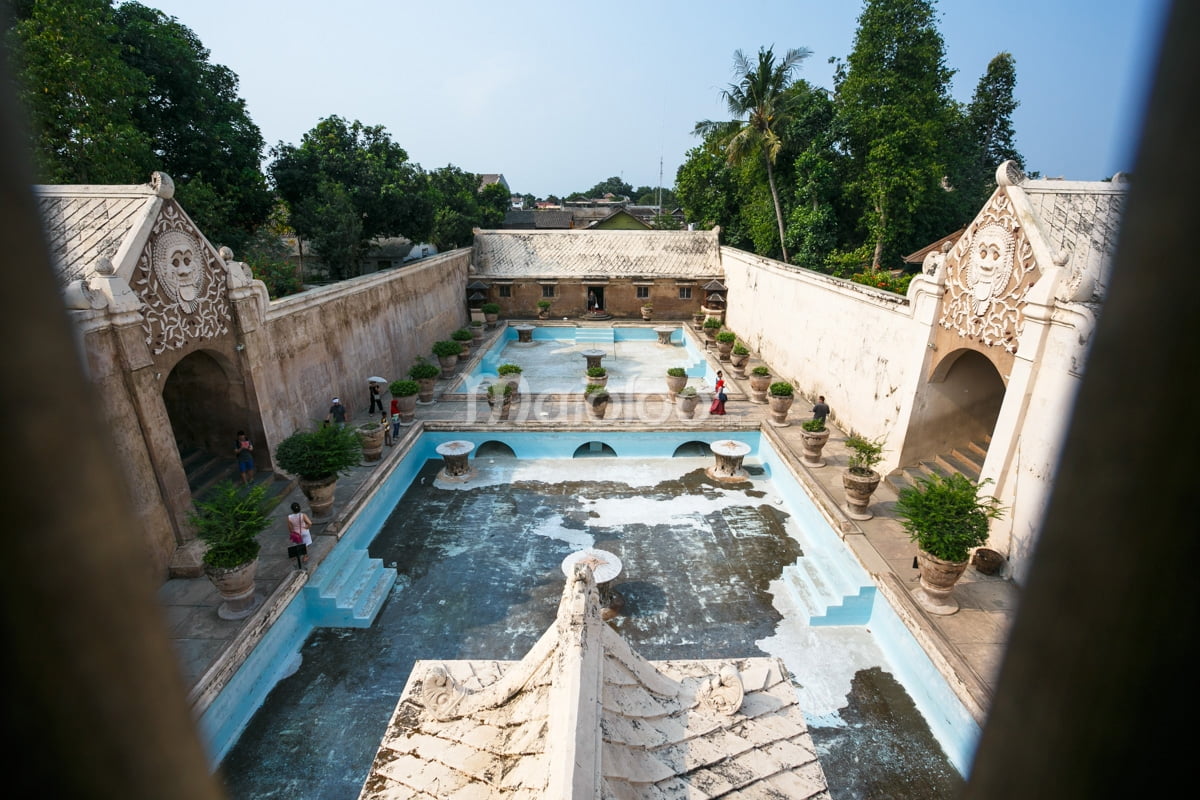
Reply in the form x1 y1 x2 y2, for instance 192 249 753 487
160 320 1014 755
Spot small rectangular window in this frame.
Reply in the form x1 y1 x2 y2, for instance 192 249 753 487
636 286 650 300
498 285 511 298
678 287 692 300
542 285 556 299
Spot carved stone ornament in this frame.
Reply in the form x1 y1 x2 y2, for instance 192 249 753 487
134 201 230 354
422 664 468 720
939 192 1038 353
697 663 745 716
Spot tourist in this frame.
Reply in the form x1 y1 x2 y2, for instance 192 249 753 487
389 397 401 444
234 430 255 485
812 395 830 424
709 370 727 415
368 381 383 414
326 396 347 426
285 502 312 564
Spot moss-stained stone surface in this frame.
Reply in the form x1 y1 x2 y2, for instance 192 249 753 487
218 456 957 799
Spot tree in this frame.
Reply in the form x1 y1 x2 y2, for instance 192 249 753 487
269 117 432 280
425 165 510 251
695 46 812 263
834 0 957 268
962 52 1023 209
110 2 273 252
585 176 633 199
5 0 156 183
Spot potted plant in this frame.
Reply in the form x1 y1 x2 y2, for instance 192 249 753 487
497 362 523 398
190 480 271 620
356 417 386 462
536 299 552 319
800 416 831 468
486 382 514 419
585 365 608 388
730 343 750 372
640 301 653 321
842 434 885 521
896 473 1005 615
407 358 440 403
432 339 462 377
692 309 705 328
716 330 736 361
388 379 420 425
481 302 501 328
584 383 610 419
274 422 363 518
665 366 688 399
469 319 485 343
451 327 473 356
702 316 723 344
767 381 794 426
676 386 699 419
748 366 771 404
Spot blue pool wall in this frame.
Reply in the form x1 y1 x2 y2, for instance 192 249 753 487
198 428 978 775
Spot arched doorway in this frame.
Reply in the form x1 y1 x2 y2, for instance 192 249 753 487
162 350 257 479
898 349 1006 470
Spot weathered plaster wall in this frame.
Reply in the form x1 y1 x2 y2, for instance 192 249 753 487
720 247 927 471
254 250 470 447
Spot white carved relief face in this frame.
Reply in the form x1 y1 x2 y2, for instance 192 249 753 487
967 223 1014 310
170 246 198 299
152 229 207 310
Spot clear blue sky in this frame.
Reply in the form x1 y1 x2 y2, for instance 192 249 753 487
143 0 1169 199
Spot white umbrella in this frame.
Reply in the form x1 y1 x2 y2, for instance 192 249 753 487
367 376 387 384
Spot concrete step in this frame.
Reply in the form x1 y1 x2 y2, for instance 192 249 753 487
780 557 874 627
886 435 993 495
305 547 397 628
575 328 615 344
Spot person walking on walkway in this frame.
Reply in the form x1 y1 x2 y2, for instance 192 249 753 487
368 381 383 414
286 502 312 564
812 395 830 424
234 430 255 485
388 397 401 444
709 370 727 415
326 397 347 427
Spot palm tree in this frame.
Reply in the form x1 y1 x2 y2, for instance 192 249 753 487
695 46 811 264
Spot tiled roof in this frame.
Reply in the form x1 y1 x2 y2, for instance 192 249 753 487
35 183 162 288
474 229 723 278
360 563 829 799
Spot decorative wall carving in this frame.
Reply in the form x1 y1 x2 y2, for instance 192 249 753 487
939 192 1039 353
134 201 230 354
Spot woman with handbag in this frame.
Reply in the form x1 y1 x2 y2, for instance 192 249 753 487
286 502 312 563
709 370 727 415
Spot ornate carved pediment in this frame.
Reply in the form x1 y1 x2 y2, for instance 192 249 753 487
939 192 1039 353
133 201 230 354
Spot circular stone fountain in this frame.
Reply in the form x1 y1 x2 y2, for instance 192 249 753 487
435 440 476 482
580 349 606 371
654 326 675 345
513 324 536 344
707 439 752 483
561 548 625 620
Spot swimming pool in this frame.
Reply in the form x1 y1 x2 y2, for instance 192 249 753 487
204 430 976 797
453 324 714 394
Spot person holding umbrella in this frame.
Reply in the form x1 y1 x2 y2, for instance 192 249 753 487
368 380 383 414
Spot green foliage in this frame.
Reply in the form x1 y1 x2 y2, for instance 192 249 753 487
733 343 750 355
751 366 771 376
896 474 1005 563
537 299 552 309
242 212 303 298
678 386 698 397
432 340 462 357
189 481 269 568
716 330 737 343
850 269 914 295
407 358 440 380
667 367 687 378
584 383 610 398
586 366 607 378
426 165 506 250
584 176 633 199
451 328 473 342
269 116 432 280
845 434 885 476
274 423 363 481
481 302 501 314
703 317 724 329
769 381 794 397
497 363 523 376
802 417 827 432
487 382 513 398
388 379 420 397
824 244 874 278
959 52 1024 211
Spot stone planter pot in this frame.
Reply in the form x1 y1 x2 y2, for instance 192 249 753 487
842 469 881 521
665 373 688 400
730 351 749 369
915 549 971 615
767 394 794 426
458 341 471 357
717 341 734 362
640 307 653 321
357 422 385 462
395 394 418 425
748 373 771 404
799 428 831 467
299 474 338 518
470 325 484 343
973 547 1005 576
416 378 436 404
485 312 498 329
586 396 610 420
204 559 262 620
487 394 513 420
437 353 458 378
677 393 699 419
586 374 608 389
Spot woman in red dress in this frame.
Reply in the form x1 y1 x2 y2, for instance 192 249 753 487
709 370 727 415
